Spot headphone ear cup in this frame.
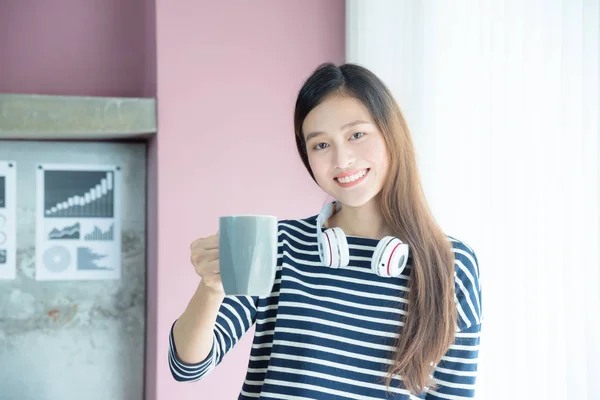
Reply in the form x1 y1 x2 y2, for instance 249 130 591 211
318 230 333 267
318 227 349 268
331 227 349 268
372 237 409 277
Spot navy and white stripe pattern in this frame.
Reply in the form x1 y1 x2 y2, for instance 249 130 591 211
169 215 482 399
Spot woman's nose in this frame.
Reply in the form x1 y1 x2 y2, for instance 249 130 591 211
333 145 355 168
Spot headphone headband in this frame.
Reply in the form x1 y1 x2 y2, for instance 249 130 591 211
315 200 409 278
316 200 342 234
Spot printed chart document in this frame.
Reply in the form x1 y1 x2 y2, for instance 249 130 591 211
0 161 16 280
35 163 122 281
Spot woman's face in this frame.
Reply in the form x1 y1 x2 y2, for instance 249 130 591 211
302 95 390 208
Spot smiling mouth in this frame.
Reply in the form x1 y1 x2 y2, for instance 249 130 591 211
334 168 369 186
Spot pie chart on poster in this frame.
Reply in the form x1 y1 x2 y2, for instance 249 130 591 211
43 246 71 273
0 232 6 246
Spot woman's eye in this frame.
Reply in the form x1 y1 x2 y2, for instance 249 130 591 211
350 132 365 140
314 143 329 150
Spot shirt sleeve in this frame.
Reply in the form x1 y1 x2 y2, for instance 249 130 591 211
168 294 258 382
425 239 483 399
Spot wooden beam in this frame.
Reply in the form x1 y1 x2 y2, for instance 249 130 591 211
0 94 157 140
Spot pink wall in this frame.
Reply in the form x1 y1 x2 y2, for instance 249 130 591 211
152 1 345 398
0 0 155 97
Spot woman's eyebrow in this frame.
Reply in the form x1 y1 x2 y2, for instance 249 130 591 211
305 120 370 141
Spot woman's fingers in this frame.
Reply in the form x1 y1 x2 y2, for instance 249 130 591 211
190 233 219 251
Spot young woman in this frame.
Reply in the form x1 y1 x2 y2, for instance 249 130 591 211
169 63 482 399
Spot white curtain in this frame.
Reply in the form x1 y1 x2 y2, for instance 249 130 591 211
347 1 600 399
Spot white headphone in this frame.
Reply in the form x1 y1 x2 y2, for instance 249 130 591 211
316 201 410 278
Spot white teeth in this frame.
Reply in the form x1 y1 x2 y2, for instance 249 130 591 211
337 169 367 184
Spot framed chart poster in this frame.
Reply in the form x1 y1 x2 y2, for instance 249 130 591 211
0 161 17 280
35 163 122 281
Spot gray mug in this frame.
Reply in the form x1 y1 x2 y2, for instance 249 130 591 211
219 215 278 297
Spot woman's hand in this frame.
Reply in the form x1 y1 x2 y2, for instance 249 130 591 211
190 232 224 294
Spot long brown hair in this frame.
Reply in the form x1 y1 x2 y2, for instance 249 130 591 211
293 62 456 395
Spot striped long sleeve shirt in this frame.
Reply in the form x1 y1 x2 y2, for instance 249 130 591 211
169 214 483 399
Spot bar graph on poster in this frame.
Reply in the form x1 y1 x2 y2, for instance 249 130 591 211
35 163 122 281
0 161 17 280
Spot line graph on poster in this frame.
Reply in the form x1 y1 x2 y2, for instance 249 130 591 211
48 222 81 240
35 163 121 281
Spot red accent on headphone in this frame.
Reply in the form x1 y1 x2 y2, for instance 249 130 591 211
387 242 402 276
